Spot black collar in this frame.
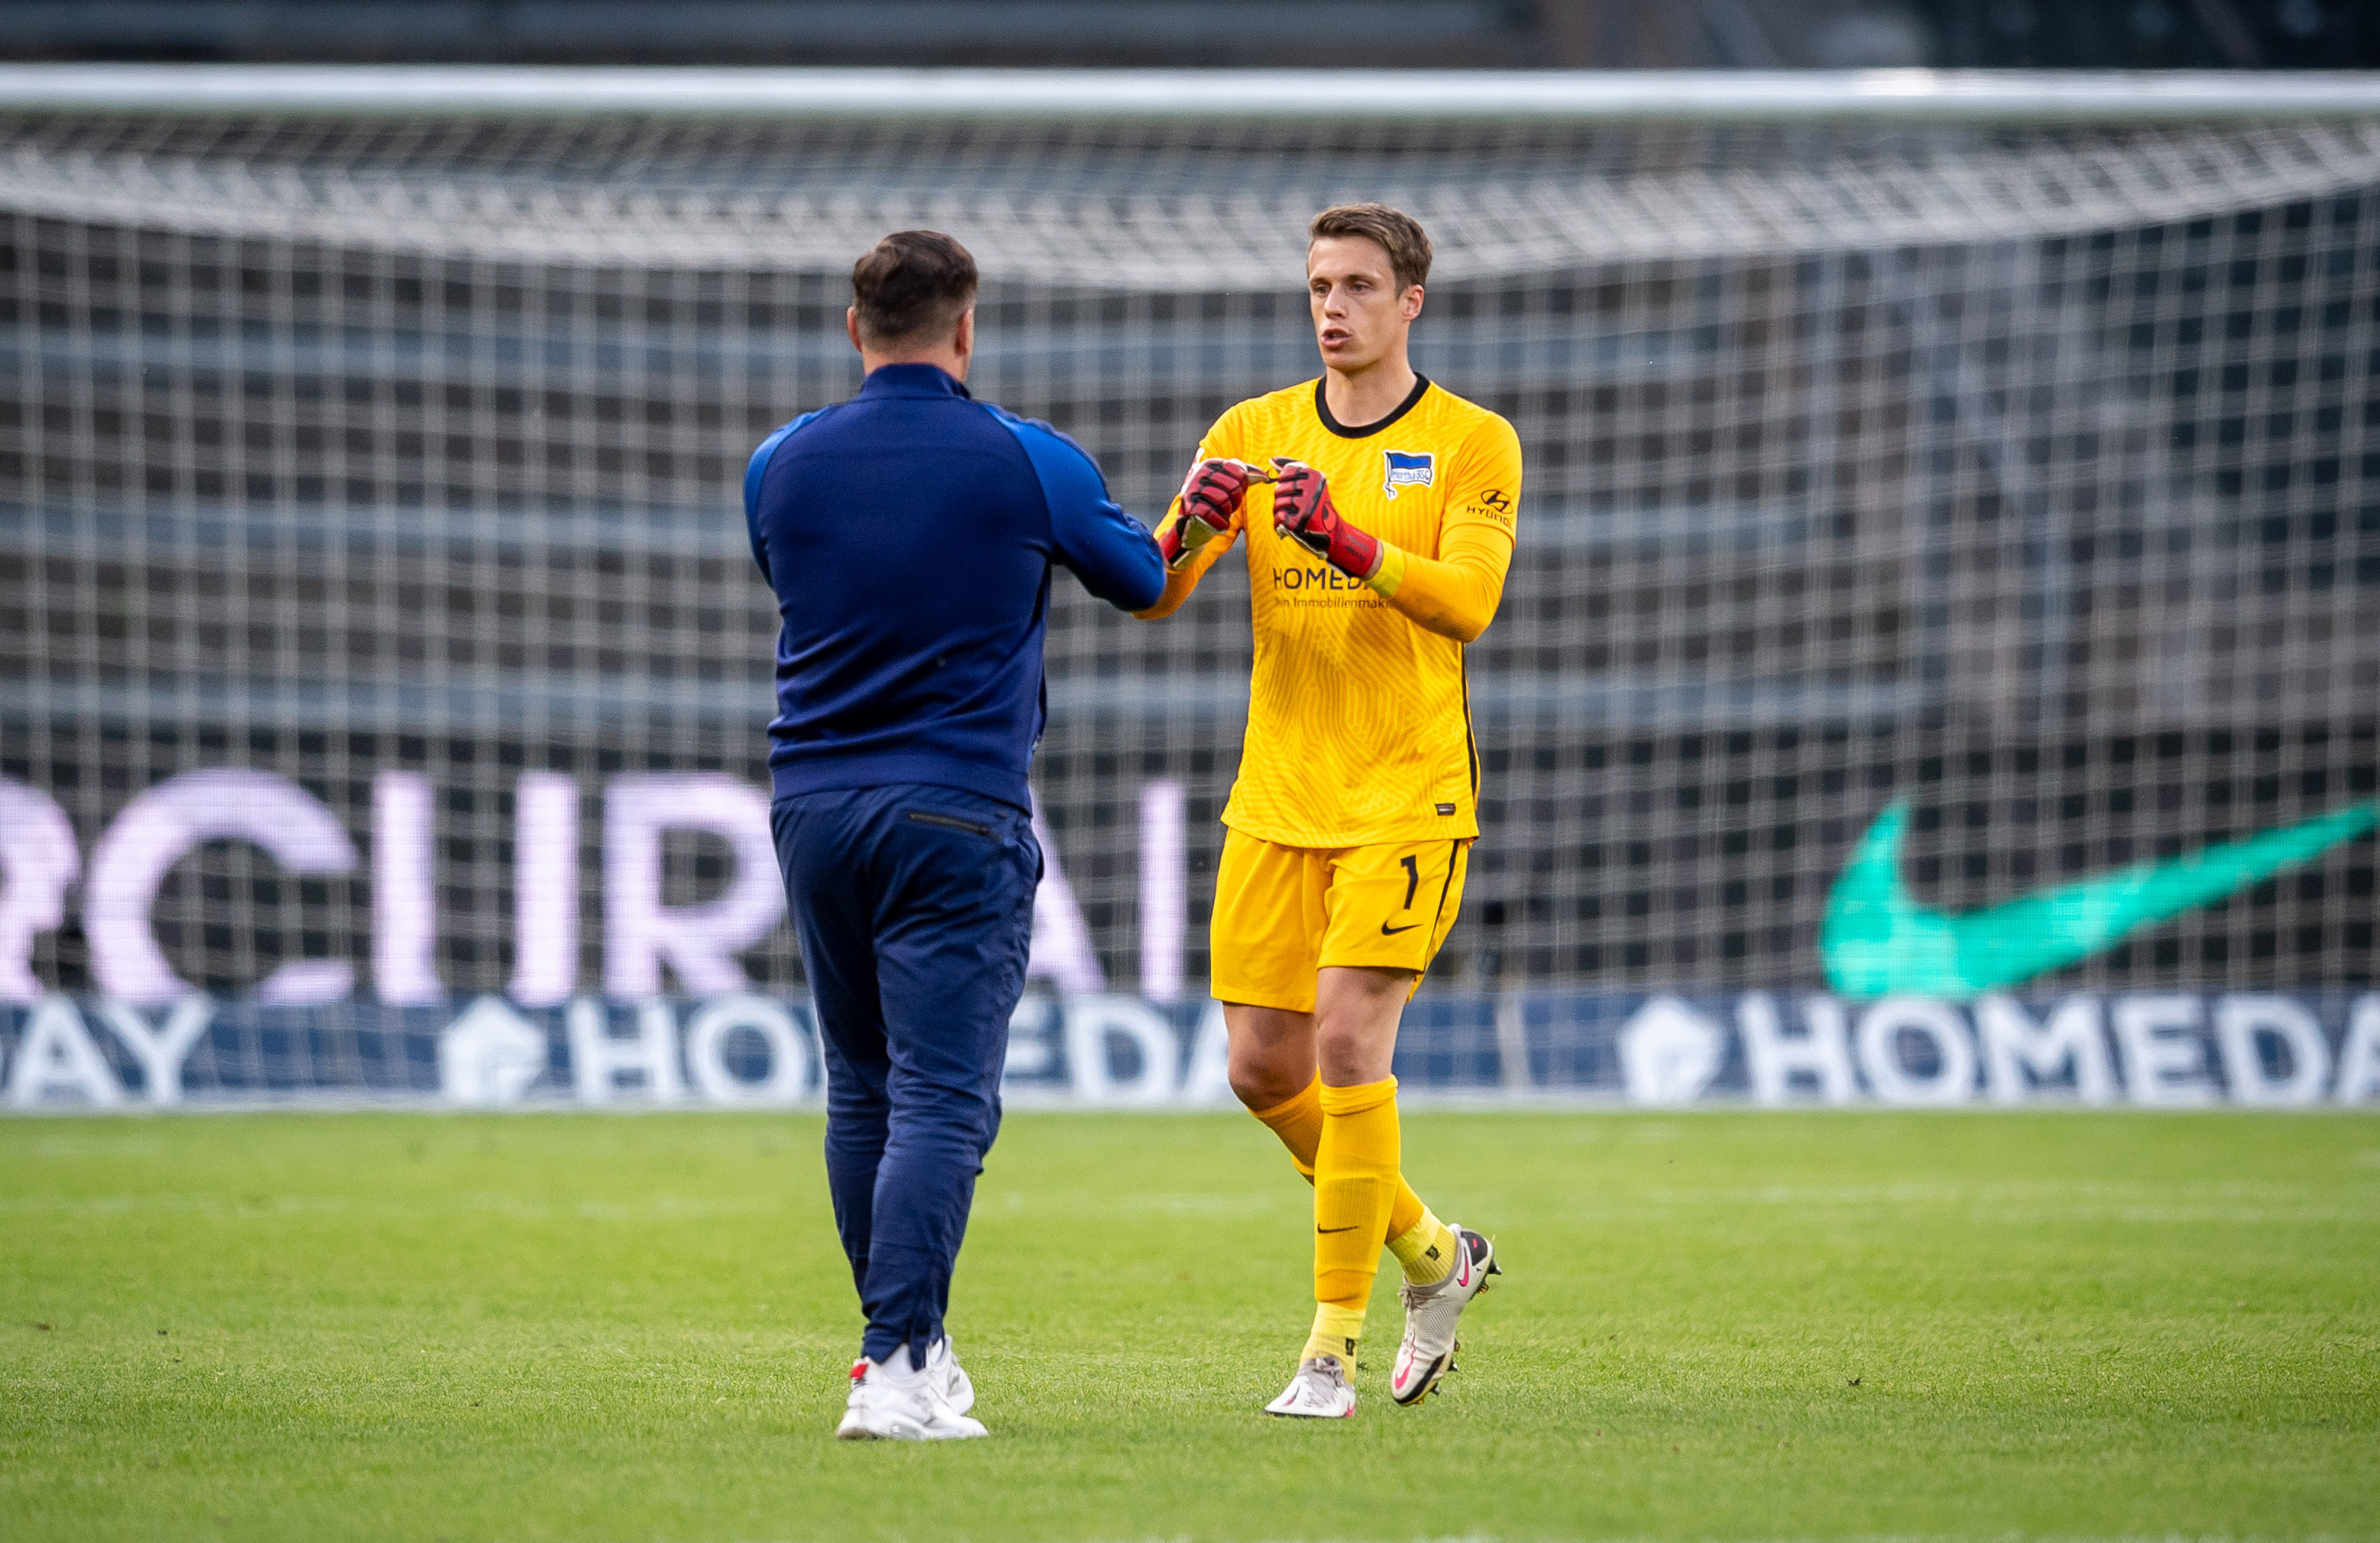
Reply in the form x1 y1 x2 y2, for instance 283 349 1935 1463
1315 373 1430 439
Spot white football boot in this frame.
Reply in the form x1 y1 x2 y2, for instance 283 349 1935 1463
1389 1225 1500 1406
924 1334 975 1416
835 1341 987 1441
1263 1354 1358 1419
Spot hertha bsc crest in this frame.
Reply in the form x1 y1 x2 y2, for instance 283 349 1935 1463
1382 450 1435 499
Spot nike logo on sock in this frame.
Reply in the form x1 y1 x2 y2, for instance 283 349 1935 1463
1380 922 1420 935
1317 1225 1361 1234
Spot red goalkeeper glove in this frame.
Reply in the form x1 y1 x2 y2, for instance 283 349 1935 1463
1268 457 1382 581
1158 457 1256 570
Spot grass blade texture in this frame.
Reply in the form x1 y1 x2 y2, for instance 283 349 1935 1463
3 1109 2375 1541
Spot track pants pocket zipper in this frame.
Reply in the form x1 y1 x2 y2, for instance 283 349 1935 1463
905 809 993 838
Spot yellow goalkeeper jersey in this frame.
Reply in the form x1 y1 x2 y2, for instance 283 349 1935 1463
1146 376 1523 849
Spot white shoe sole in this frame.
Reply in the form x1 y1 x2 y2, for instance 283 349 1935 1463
835 1410 987 1441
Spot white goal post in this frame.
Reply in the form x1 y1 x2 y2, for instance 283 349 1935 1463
5 64 2380 122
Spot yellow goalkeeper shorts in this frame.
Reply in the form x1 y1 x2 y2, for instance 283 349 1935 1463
1209 827 1471 1014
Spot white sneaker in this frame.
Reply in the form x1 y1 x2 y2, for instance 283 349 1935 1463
924 1334 975 1416
1263 1354 1357 1419
1389 1225 1500 1407
835 1342 988 1441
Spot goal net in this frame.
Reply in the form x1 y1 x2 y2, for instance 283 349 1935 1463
5 69 2378 1019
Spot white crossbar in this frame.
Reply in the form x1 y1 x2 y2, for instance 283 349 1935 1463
1 65 2379 124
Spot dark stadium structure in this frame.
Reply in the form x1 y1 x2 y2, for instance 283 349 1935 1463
0 2 2375 73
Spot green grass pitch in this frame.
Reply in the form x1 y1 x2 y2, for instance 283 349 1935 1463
3 1108 2375 1541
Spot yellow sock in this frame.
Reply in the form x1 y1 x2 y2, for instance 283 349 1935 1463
1387 1207 1459 1287
1253 1075 1434 1273
1309 1077 1402 1359
1385 1180 1426 1254
1300 1303 1368 1366
1250 1076 1326 1183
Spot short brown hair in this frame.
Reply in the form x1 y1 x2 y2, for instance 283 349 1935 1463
1307 205 1432 294
851 230 979 347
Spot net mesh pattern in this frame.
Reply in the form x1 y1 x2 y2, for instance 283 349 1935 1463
6 118 2380 280
3 111 2376 1002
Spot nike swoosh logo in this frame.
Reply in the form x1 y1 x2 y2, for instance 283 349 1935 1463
1380 922 1420 936
1317 1225 1361 1234
1821 797 2377 1001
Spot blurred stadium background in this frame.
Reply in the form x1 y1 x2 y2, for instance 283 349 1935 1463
1 1 2376 71
2 2 2377 1045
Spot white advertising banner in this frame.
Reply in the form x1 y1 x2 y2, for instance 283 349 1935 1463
4 989 2377 1111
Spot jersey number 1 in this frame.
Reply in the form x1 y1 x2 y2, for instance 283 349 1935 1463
1400 854 1420 911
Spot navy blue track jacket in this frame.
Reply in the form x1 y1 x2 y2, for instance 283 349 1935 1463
744 363 1166 812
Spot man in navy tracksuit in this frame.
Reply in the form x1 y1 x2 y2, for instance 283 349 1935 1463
745 231 1164 1441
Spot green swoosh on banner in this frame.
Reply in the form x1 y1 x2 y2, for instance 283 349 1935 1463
1820 798 2378 1001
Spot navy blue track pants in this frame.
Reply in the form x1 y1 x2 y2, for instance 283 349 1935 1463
770 783 1038 1367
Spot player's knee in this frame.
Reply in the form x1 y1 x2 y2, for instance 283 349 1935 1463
1227 1057 1303 1112
1313 1018 1397 1086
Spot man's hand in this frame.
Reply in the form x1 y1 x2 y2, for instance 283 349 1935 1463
1269 457 1382 581
1157 457 1258 570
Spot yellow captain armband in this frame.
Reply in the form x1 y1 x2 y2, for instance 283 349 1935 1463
1363 541 1408 599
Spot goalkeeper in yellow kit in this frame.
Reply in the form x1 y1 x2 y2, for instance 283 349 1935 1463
1137 205 1520 1417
